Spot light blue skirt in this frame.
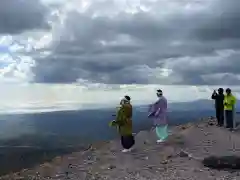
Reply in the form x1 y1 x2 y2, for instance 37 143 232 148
156 125 168 141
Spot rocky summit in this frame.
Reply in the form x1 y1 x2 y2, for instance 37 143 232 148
1 119 240 180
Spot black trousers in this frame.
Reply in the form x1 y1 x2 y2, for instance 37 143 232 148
121 135 135 149
216 108 224 126
225 110 234 129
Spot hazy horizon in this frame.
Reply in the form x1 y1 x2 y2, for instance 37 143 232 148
0 83 240 114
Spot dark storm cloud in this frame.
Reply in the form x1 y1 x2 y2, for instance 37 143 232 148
30 0 240 85
164 49 240 85
0 0 49 34
194 0 240 41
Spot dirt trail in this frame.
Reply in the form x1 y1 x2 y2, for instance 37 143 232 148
2 120 240 180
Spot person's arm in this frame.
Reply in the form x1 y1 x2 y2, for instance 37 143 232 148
211 91 217 99
124 104 132 119
224 97 227 106
148 102 156 117
231 96 237 106
149 101 157 112
114 106 126 126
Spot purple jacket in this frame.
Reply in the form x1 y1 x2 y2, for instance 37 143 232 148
148 96 168 126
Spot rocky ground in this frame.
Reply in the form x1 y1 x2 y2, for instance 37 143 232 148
2 119 240 180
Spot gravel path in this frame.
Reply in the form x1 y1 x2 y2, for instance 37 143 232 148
2 120 240 180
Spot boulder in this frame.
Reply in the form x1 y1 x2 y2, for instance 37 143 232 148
202 156 240 170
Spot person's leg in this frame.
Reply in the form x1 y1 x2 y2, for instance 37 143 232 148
156 125 168 143
125 135 135 149
121 135 134 152
219 109 224 126
228 110 234 130
121 136 125 148
225 110 230 128
216 108 221 126
232 107 236 129
224 110 227 127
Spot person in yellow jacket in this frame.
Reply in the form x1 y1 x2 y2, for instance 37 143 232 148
109 95 135 152
224 88 237 130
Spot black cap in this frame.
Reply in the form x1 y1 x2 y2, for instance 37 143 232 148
218 88 223 93
124 95 131 101
226 88 231 93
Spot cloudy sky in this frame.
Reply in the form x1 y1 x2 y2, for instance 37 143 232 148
0 0 239 112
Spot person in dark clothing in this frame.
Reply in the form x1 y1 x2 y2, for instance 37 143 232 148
211 88 224 126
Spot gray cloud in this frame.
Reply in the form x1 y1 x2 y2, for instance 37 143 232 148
194 0 240 41
0 0 49 34
4 0 240 85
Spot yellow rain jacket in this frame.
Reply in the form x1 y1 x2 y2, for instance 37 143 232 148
224 94 236 111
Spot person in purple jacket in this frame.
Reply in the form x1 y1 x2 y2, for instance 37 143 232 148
148 89 168 143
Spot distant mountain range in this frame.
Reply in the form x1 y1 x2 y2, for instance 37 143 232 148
136 99 214 112
138 98 240 112
0 99 218 141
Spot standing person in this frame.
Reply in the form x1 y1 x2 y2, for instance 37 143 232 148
224 88 237 131
211 88 224 126
148 89 168 143
109 95 135 152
